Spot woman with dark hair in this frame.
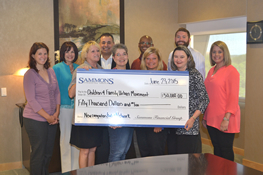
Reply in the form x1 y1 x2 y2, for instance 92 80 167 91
23 42 60 175
53 41 79 172
136 47 168 157
203 41 240 161
68 41 103 168
168 45 209 154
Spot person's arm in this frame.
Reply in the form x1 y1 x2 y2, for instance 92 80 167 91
68 67 78 98
69 84 76 98
185 110 202 131
220 112 231 131
51 69 61 124
23 70 56 123
50 104 60 125
189 70 210 130
68 65 91 98
220 67 240 131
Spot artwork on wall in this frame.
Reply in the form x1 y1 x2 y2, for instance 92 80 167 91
54 0 124 63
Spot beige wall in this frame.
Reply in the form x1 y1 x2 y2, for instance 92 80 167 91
1 0 263 170
245 0 263 165
179 0 263 168
125 0 179 65
0 0 179 169
178 0 247 23
0 0 54 167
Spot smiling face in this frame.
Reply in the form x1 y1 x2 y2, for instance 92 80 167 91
64 47 75 63
173 50 189 71
175 31 190 47
113 48 128 69
138 36 153 54
86 45 100 64
211 45 224 66
99 36 114 56
145 53 159 70
32 48 48 67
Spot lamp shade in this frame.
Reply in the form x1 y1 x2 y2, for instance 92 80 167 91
13 68 29 76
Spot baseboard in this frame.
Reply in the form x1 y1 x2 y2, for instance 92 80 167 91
243 159 263 172
0 161 22 171
201 138 244 156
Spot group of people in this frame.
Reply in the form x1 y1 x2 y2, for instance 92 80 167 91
22 27 240 175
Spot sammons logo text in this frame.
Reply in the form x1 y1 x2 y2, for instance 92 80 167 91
78 77 114 84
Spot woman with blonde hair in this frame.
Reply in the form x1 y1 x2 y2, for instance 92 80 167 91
140 47 163 70
68 41 103 168
203 41 240 161
136 47 168 157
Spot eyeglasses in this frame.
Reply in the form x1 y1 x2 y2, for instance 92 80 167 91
139 42 152 45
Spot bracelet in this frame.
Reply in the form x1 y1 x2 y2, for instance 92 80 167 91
223 117 229 121
192 116 196 120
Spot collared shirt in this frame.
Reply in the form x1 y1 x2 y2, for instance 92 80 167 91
100 54 113 69
167 46 206 80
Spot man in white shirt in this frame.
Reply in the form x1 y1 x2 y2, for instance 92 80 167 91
98 33 130 69
167 28 205 80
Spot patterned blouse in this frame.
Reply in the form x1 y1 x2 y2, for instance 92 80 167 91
176 68 209 135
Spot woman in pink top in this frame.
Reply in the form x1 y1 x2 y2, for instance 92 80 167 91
23 42 60 175
203 41 240 161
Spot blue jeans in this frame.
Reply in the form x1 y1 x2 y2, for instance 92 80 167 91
108 127 134 162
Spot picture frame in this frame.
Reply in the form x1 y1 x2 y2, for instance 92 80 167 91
53 0 124 63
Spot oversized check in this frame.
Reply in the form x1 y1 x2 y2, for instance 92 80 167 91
74 69 189 128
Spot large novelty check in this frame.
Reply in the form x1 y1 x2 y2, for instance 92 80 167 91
74 69 189 128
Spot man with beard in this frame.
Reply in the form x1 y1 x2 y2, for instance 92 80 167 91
98 33 130 69
131 35 167 70
167 28 205 80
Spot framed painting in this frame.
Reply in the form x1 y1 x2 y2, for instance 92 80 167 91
53 0 124 63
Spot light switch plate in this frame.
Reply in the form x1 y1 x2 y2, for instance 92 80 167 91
1 88 7 96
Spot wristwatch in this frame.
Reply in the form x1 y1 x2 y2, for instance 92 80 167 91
223 117 229 121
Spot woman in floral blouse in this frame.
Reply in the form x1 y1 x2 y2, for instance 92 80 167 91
168 45 209 154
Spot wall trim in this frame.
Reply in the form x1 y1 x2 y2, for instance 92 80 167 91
201 138 244 156
243 159 263 172
0 161 22 171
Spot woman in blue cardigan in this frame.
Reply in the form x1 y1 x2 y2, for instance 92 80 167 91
53 41 79 173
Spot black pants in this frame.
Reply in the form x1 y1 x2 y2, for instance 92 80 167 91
167 129 202 154
24 118 57 175
207 125 235 161
136 127 168 157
